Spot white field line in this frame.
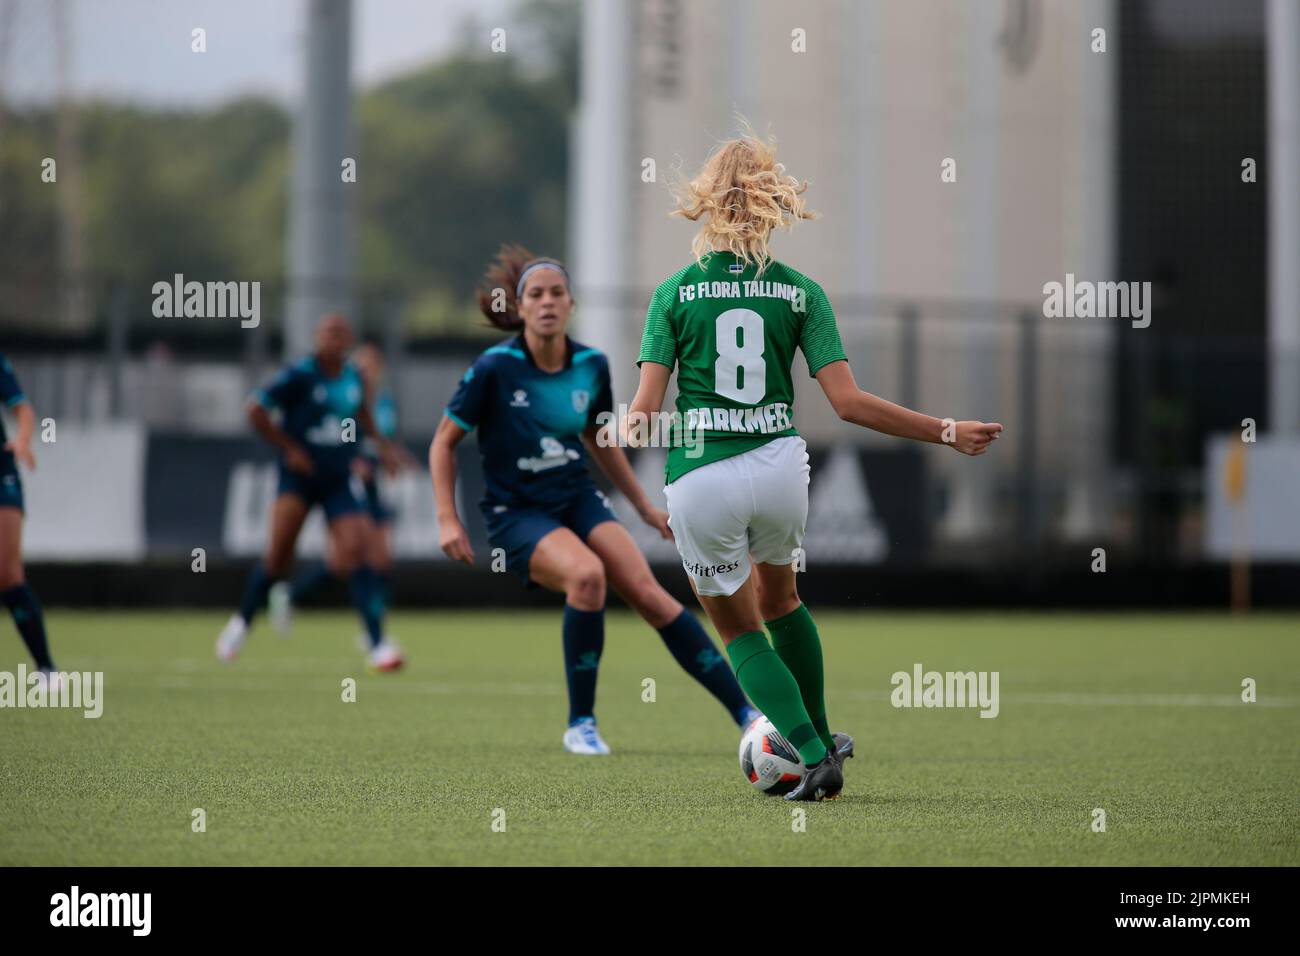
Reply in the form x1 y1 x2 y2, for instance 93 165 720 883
154 676 562 696
133 668 1300 709
841 689 1299 709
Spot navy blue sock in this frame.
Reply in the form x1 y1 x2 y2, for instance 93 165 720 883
289 562 333 604
3 583 53 670
658 609 753 726
237 563 279 625
562 605 604 724
349 566 384 649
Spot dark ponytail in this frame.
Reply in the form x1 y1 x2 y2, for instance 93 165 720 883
476 243 535 332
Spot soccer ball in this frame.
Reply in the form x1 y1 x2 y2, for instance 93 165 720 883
738 715 805 795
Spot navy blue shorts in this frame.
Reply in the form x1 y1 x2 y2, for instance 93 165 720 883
277 466 367 521
0 467 22 514
363 476 391 526
483 487 618 585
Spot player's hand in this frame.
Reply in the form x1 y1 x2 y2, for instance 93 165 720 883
640 506 673 541
439 518 475 564
4 439 35 471
947 421 1003 456
350 457 376 482
283 444 315 475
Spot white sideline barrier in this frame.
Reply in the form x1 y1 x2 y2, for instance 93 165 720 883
21 422 147 560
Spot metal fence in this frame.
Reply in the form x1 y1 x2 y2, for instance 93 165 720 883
0 278 1276 566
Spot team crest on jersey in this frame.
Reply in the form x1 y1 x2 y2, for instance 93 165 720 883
571 389 590 413
510 389 530 408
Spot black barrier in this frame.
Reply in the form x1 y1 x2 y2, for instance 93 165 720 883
23 558 1300 609
142 432 928 563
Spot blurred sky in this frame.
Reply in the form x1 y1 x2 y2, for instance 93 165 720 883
1 0 516 107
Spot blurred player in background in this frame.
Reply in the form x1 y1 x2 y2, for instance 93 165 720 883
0 354 58 684
628 133 1004 800
269 339 413 635
216 314 405 672
430 246 759 755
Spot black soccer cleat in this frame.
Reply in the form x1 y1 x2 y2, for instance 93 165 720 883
783 750 844 802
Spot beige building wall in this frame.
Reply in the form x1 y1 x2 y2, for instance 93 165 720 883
583 0 1116 537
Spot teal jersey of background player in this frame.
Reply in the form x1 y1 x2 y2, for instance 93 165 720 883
445 334 614 510
0 353 28 509
0 353 28 469
255 356 367 480
374 388 398 440
363 386 399 462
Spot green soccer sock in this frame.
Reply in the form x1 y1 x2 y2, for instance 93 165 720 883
766 603 833 751
726 630 828 766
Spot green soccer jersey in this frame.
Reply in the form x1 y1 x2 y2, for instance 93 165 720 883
637 252 847 483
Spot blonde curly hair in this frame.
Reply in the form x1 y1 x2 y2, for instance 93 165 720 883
670 130 815 277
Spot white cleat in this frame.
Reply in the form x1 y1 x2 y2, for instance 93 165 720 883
269 581 293 637
216 614 248 663
366 639 405 673
563 717 611 756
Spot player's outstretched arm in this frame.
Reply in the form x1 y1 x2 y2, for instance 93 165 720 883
623 361 671 449
814 360 1003 456
430 415 475 564
581 424 672 540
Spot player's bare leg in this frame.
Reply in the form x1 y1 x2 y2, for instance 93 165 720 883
265 494 310 576
694 575 763 644
529 527 605 609
584 521 677 625
0 507 26 593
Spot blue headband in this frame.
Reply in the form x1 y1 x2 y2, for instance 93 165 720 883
516 259 570 300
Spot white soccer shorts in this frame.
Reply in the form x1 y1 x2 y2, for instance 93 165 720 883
664 435 810 597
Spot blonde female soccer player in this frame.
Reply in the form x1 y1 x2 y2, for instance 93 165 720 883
628 134 1003 800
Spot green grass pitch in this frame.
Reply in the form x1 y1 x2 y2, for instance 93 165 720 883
2 610 1297 866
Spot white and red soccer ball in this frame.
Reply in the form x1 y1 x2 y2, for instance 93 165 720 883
738 715 805 795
